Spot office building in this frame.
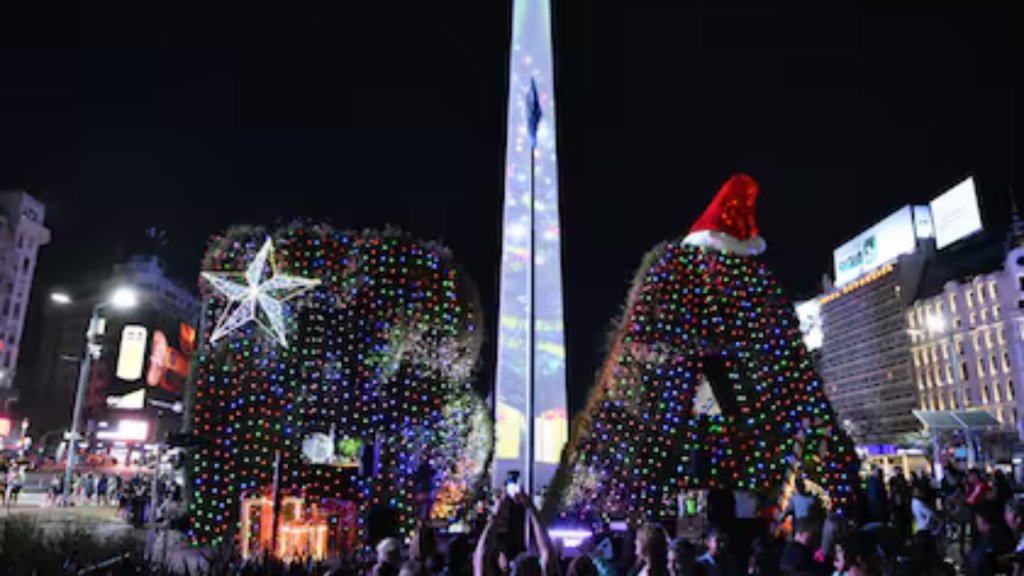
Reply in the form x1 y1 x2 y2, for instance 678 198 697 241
0 190 50 409
25 255 198 442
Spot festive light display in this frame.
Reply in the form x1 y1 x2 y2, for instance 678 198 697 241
202 237 320 347
189 223 492 548
548 241 860 522
494 0 568 495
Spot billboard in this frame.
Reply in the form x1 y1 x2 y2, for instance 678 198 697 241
795 299 823 351
833 206 917 286
931 177 983 249
115 325 147 381
96 419 150 442
146 322 195 392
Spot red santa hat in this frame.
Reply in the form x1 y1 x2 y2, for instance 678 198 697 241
683 173 766 256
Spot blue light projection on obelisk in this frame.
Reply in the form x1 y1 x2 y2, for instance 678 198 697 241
493 0 568 497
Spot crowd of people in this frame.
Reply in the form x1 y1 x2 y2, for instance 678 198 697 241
329 463 1024 576
46 470 184 528
11 460 1024 576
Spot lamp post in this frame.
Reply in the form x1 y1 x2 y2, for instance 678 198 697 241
56 287 138 506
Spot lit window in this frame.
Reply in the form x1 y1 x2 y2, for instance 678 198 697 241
994 305 1001 320
978 286 986 305
978 358 986 377
967 291 975 308
990 282 998 299
1003 351 1011 373
949 294 958 313
970 312 977 326
986 330 994 348
981 308 988 323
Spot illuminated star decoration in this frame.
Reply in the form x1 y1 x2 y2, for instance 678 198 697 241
202 237 320 347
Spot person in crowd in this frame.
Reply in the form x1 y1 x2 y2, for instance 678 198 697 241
667 538 698 576
373 537 403 576
399 561 425 576
833 532 881 576
912 484 941 537
966 500 1016 576
966 468 992 508
780 518 825 574
746 537 780 576
48 473 61 505
696 526 737 576
566 555 599 576
895 530 955 576
83 472 95 504
444 534 471 576
819 512 850 567
785 479 819 523
865 468 889 527
630 523 668 576
707 487 737 535
6 465 23 505
994 469 1014 508
474 491 519 576
1004 498 1024 553
97 473 109 506
888 468 912 539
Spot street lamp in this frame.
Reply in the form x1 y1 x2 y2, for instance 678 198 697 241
61 286 139 506
50 292 72 305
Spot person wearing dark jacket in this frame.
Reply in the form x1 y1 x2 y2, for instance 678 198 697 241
967 501 1016 576
866 468 889 525
780 519 826 575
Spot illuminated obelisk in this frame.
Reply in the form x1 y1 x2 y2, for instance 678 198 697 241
493 0 568 498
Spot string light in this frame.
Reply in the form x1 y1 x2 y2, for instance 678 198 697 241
553 242 860 523
189 224 492 548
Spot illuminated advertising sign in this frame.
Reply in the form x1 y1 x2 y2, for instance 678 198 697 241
115 325 147 381
833 206 917 286
931 177 983 249
0 417 10 437
795 299 823 351
145 322 194 392
913 206 935 239
96 419 150 442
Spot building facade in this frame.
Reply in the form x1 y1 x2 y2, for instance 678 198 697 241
909 245 1024 447
0 191 50 408
24 255 198 439
818 254 930 444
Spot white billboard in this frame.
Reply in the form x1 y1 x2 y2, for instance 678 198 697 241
931 177 983 249
115 325 147 381
795 299 823 351
833 206 917 286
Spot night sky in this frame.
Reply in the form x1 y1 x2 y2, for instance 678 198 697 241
0 4 1019 412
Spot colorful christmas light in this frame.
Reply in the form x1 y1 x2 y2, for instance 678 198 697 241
548 241 860 522
189 223 491 548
